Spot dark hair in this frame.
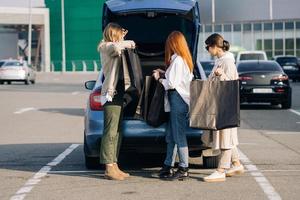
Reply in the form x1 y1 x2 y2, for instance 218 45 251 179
205 33 230 51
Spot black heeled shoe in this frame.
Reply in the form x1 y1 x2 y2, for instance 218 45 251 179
151 164 174 179
167 166 189 181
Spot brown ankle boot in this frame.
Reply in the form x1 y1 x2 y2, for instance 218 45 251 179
104 165 124 181
114 163 130 178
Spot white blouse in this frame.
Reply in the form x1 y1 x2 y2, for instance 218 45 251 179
161 54 194 112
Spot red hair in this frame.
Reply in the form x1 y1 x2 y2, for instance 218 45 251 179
165 31 193 72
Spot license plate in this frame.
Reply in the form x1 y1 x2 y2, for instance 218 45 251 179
253 88 273 93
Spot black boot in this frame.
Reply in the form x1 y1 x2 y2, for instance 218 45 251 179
168 166 189 181
151 165 174 179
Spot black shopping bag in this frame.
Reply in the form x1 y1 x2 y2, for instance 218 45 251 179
147 79 169 127
189 80 240 130
135 76 169 127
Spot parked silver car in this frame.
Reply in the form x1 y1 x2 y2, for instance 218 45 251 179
0 59 36 85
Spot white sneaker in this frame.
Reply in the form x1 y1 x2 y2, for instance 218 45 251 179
203 171 226 182
226 165 245 177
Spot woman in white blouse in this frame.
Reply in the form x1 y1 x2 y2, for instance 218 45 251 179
152 31 194 181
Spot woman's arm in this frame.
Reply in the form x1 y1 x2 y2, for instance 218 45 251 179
101 40 136 57
160 57 184 90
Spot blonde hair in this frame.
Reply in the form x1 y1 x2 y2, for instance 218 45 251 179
165 31 194 72
98 23 124 51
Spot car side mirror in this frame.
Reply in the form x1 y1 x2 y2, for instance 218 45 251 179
85 80 96 90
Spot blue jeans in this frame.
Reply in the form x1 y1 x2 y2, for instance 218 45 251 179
164 90 189 168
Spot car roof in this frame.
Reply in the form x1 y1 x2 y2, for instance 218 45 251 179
273 55 297 59
105 0 196 14
238 51 266 54
237 60 277 65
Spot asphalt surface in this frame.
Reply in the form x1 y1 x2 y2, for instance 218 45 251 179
0 73 299 200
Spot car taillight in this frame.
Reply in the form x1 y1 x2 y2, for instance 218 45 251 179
275 88 285 93
89 91 103 111
239 76 253 81
272 75 288 81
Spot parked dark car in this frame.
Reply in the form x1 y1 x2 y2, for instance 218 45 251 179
274 55 300 82
237 60 292 109
200 60 215 77
83 0 216 169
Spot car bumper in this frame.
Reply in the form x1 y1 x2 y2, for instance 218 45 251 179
0 72 26 80
84 110 204 157
240 86 291 103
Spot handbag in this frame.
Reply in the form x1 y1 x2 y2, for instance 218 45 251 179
189 79 240 130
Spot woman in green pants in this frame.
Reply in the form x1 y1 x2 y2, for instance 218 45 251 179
98 22 135 180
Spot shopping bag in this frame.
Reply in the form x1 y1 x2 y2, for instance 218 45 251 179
189 80 240 130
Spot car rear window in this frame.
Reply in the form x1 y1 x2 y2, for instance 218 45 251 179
238 62 283 72
276 57 298 66
240 54 265 61
201 61 214 71
3 62 23 67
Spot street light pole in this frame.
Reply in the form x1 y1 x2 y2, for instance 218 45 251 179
212 0 215 32
269 0 273 20
61 0 66 72
28 0 32 66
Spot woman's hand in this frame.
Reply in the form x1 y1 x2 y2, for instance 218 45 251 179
152 71 160 80
153 68 165 74
214 67 224 76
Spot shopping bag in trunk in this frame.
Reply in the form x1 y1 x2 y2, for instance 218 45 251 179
147 79 169 127
189 80 240 130
135 76 169 127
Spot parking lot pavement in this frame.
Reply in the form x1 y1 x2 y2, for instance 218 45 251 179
0 73 299 200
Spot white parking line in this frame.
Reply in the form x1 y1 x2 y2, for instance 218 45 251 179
14 107 37 114
10 144 80 200
289 109 300 116
238 149 282 200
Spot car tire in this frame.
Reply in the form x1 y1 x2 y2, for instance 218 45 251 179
30 80 35 84
25 78 30 85
7 81 11 85
85 156 100 169
0 81 3 85
281 90 292 109
203 155 219 169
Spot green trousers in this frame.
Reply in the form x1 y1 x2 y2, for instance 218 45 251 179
100 97 124 164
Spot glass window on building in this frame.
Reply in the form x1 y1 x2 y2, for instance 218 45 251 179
296 22 300 29
254 23 262 31
256 39 262 50
285 22 294 30
296 38 300 57
285 38 294 56
234 24 241 32
264 23 272 31
214 24 222 32
243 23 251 31
224 24 231 32
274 22 283 30
205 25 212 32
275 39 283 56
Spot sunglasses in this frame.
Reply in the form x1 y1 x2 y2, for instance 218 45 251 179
205 45 210 51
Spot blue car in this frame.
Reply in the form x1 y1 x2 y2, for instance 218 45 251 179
83 0 218 169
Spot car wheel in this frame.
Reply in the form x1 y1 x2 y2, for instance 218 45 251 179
30 80 35 84
203 155 219 169
85 156 100 169
7 81 11 85
271 102 279 106
281 90 292 109
0 81 3 85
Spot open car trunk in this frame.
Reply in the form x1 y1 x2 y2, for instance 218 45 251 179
102 0 201 118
